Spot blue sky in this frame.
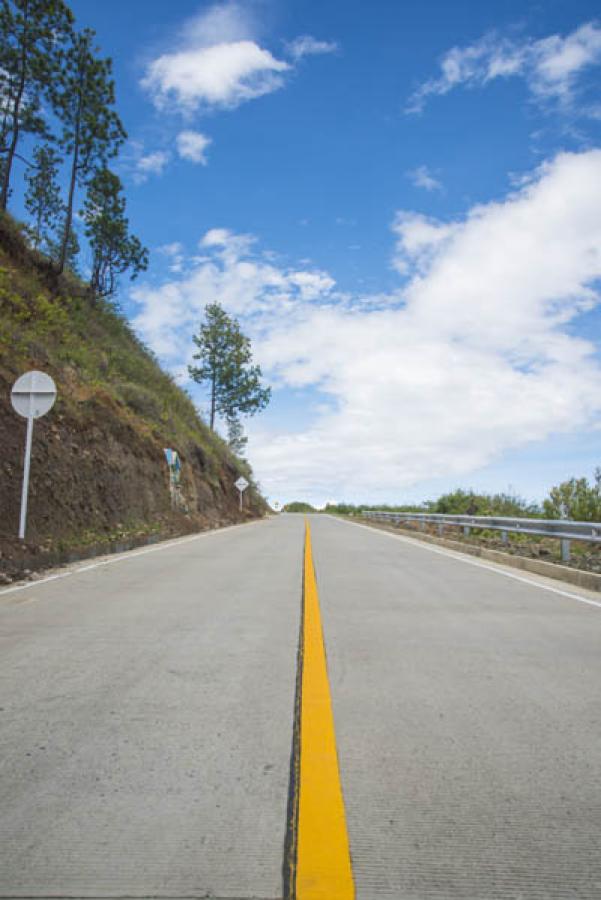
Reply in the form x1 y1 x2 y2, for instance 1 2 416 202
51 2 601 504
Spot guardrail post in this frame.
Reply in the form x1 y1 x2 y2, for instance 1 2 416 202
561 539 571 563
463 526 470 536
501 530 508 544
437 524 444 536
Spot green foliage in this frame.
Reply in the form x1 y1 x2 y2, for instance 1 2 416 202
324 502 426 516
323 503 365 515
189 302 271 430
24 144 63 251
52 26 126 273
542 469 601 522
115 381 163 421
0 3 148 289
226 415 248 457
83 167 148 297
283 501 316 513
429 489 540 517
0 0 73 209
323 491 540 518
46 225 80 274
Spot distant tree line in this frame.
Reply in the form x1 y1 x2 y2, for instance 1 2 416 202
283 501 316 513
0 0 147 296
321 470 601 523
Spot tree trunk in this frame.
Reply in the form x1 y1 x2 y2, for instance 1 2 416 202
34 206 42 248
58 90 82 274
1 1 29 210
1 73 25 211
210 373 216 430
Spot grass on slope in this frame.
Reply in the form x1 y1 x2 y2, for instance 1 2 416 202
0 213 252 487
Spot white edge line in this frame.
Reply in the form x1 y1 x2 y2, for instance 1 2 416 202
327 516 601 610
0 519 265 598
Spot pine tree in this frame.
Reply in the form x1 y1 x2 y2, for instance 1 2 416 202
52 27 126 274
189 303 271 431
226 415 248 456
83 167 148 297
0 0 73 210
24 144 62 251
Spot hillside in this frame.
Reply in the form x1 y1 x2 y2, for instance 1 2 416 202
0 214 268 580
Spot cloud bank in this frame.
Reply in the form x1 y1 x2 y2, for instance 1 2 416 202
131 150 601 503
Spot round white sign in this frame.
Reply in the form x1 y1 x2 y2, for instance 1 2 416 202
11 370 57 419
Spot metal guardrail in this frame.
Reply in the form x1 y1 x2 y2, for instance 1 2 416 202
362 511 601 562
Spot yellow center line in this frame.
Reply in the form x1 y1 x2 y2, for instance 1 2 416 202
296 520 355 899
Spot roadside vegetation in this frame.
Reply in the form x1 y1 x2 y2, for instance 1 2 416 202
0 1 271 572
0 212 266 580
323 473 601 522
319 474 601 573
0 213 251 479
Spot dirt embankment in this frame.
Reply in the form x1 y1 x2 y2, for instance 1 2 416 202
0 215 268 581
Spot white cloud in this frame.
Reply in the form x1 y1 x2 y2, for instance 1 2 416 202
141 2 289 113
131 227 336 357
142 41 289 113
407 21 601 113
138 151 170 174
177 130 212 164
132 150 170 184
286 35 338 61
407 165 443 192
131 150 601 504
158 241 185 273
141 4 339 115
159 242 183 256
180 1 255 46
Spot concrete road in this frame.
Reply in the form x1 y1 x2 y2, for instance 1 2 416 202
1 513 600 899
0 517 303 899
310 516 601 900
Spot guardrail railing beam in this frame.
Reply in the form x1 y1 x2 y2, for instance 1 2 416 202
362 511 601 564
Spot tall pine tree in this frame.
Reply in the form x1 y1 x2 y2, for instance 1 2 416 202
24 143 62 250
189 303 271 431
83 167 148 297
0 0 73 210
52 27 125 274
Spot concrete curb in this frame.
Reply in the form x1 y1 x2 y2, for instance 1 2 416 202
357 519 601 593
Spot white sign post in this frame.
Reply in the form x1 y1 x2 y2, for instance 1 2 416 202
11 371 57 540
234 476 249 511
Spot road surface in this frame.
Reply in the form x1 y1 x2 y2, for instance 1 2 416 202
1 514 600 899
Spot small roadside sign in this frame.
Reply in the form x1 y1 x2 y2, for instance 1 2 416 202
235 476 249 511
11 371 57 540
